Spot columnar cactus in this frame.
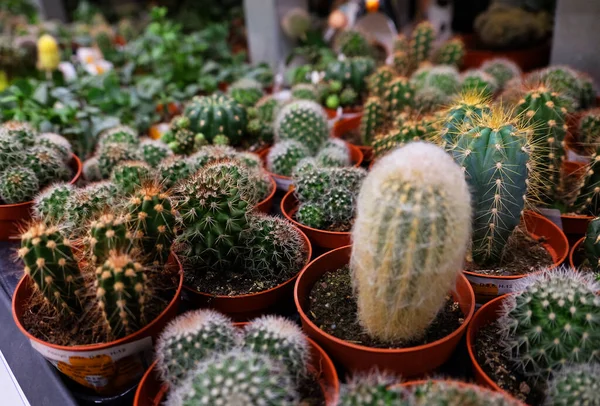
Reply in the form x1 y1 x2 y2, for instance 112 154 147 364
88 213 132 265
538 66 586 110
547 363 600 406
266 140 310 177
393 33 409 52
138 138 172 166
351 143 471 341
433 38 465 67
242 315 310 378
241 214 307 279
274 100 329 154
97 142 140 179
460 69 498 98
444 109 531 264
382 77 415 117
324 56 376 94
166 349 298 406
182 94 247 145
498 268 600 378
578 109 600 146
34 183 74 224
110 161 153 194
339 373 404 406
392 50 411 76
95 252 149 339
360 97 385 145
18 223 83 316
158 157 192 189
24 146 70 187
481 58 522 89
98 125 139 148
36 133 72 162
367 65 395 99
156 309 238 385
0 167 39 204
440 92 491 142
409 21 435 66
584 217 600 272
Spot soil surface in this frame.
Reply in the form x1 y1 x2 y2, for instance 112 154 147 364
185 269 292 296
307 266 465 349
475 321 546 405
465 226 554 277
298 373 326 406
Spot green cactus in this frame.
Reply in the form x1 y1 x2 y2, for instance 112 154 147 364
413 380 521 405
360 96 385 145
352 142 471 341
584 217 600 272
571 147 600 216
156 309 238 385
228 78 264 107
410 21 435 66
335 29 372 57
578 109 600 146
97 142 140 179
339 373 404 405
296 203 325 229
267 140 310 177
161 115 196 155
274 100 328 154
372 118 433 157
247 96 280 144
367 65 395 99
433 38 465 67
339 88 357 107
0 121 36 147
95 252 149 339
393 33 409 52
139 138 172 166
383 77 415 117
110 161 153 195
481 58 522 89
65 182 117 229
578 73 596 111
187 145 237 171
24 146 70 187
460 70 498 98
294 167 332 202
413 87 452 114
167 349 298 406
158 157 192 189
18 223 83 316
290 83 318 101
83 157 102 182
538 66 585 111
423 65 460 95
98 125 139 148
324 56 376 94
212 134 230 145
33 183 74 224
392 50 412 76
36 133 73 162
316 146 350 167
87 213 132 265
498 268 600 378
409 65 433 90
0 133 27 172
440 92 491 142
182 94 247 145
322 186 354 225
0 167 39 204
547 363 600 406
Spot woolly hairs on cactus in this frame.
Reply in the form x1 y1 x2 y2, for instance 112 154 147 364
350 142 472 342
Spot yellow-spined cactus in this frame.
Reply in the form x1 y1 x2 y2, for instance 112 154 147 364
37 34 60 73
350 142 472 342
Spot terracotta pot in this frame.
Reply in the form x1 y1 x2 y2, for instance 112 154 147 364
12 254 184 396
463 211 569 305
148 123 169 140
460 34 551 72
0 154 82 241
183 225 312 321
560 161 593 239
294 245 476 377
331 113 374 163
569 237 585 269
258 143 364 191
281 189 351 250
324 106 363 120
253 176 276 214
134 334 339 406
400 379 525 404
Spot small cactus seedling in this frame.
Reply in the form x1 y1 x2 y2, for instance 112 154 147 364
97 142 140 179
97 125 139 148
158 157 192 189
360 97 385 145
0 167 39 204
481 58 521 89
433 38 465 67
34 183 74 224
382 77 415 117
162 115 196 155
266 140 310 177
138 138 172 166
36 132 72 162
110 161 153 194
242 315 310 378
367 66 395 99
546 363 600 406
409 21 435 67
351 142 471 341
274 100 329 154
498 268 600 378
584 217 600 272
19 223 83 316
460 69 499 98
156 309 238 385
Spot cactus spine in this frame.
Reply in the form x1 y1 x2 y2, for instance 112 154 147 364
110 161 153 194
139 138 172 166
34 183 74 224
547 363 600 406
274 100 329 155
88 213 132 265
351 142 471 341
578 109 600 146
382 77 415 117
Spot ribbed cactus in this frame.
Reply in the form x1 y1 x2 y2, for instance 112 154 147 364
36 133 72 162
241 214 307 279
335 29 372 57
290 83 319 101
393 33 409 52
339 373 404 405
34 183 74 224
65 182 116 229
481 58 522 89
0 121 36 147
433 38 465 67
0 133 27 172
166 349 298 406
18 223 83 316
95 252 149 339
324 56 375 94
187 145 237 172
578 109 600 146
228 78 264 107
547 363 600 406
98 125 139 148
538 66 585 111
498 268 600 378
110 161 153 194
296 203 325 229
440 92 491 143
88 213 132 265
460 70 498 98
182 94 247 145
0 167 39 204
126 183 177 265
138 138 172 166
372 117 433 157
158 157 192 189
584 217 600 272
413 381 522 405
382 77 415 117
274 100 329 154
156 309 238 385
422 65 460 95
360 96 385 145
97 142 140 179
266 140 310 177
367 66 395 99
410 21 435 66
242 315 309 378
24 146 70 187
351 142 471 341
444 108 530 264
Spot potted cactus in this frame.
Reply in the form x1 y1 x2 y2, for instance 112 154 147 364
134 310 339 406
294 142 476 377
0 121 82 240
467 268 600 404
568 217 600 276
12 179 184 395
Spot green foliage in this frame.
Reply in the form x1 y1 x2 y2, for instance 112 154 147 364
33 183 74 224
274 100 328 154
0 166 39 204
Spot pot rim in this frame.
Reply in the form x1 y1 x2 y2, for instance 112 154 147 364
294 245 476 354
0 153 82 210
569 236 585 269
254 175 277 208
12 254 184 352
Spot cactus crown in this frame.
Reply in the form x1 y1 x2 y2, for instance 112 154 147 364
36 132 72 162
0 166 39 204
139 138 172 166
34 183 74 224
410 21 435 66
339 372 404 405
460 69 498 98
274 100 329 155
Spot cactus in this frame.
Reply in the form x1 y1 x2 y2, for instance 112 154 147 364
316 147 350 167
65 182 117 229
88 213 133 265
95 252 149 339
351 142 471 341
578 73 596 111
382 77 415 117
392 50 411 76
33 183 74 224
247 96 280 144
290 83 319 101
161 115 196 155
413 87 452 114
393 33 409 52
413 380 521 405
228 78 264 107
156 309 238 385
410 64 433 90
97 142 140 179
166 349 298 406
322 186 354 225
274 100 329 154
440 92 491 143
584 217 600 272
212 134 230 146
0 133 27 172
36 133 72 162
422 65 460 95
445 108 530 264
498 268 600 378
334 29 372 57
360 97 385 145
367 65 395 99
410 21 435 66
571 148 600 216
98 125 139 148
433 38 465 67
182 94 247 145
0 120 36 147
538 66 585 110
138 138 172 166
110 161 153 195
126 183 177 265
339 372 404 405
294 167 332 202
83 157 102 182
460 70 498 98
578 109 600 147
242 315 309 379
266 140 310 177
296 203 325 229
547 363 600 406
18 223 83 316
241 214 307 279
481 58 522 89
281 7 311 40
340 87 359 107
158 157 192 189
24 146 70 187
372 118 433 157
187 145 237 171
324 56 376 94
0 167 39 204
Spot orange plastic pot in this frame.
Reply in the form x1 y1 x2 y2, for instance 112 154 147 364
0 154 82 241
400 379 525 404
183 226 312 321
281 189 350 250
324 106 363 120
560 161 593 239
569 237 585 269
134 334 339 406
294 245 476 377
331 113 374 163
259 143 364 191
464 211 569 305
253 176 276 214
12 254 183 395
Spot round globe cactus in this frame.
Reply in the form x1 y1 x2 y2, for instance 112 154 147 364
36 132 72 162
0 167 39 204
274 100 329 155
547 363 600 406
267 141 310 177
138 138 172 166
33 183 74 224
